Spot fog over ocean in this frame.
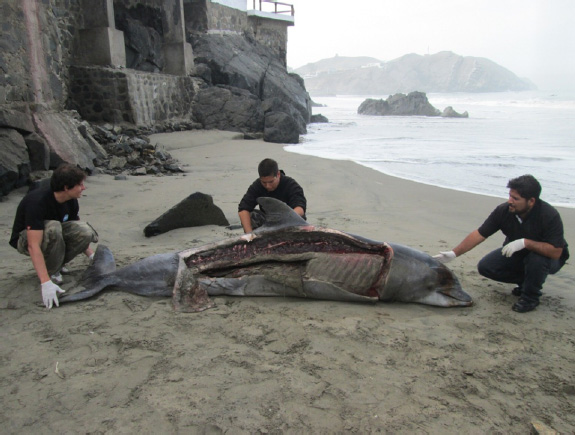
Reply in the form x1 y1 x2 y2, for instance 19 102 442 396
286 91 575 208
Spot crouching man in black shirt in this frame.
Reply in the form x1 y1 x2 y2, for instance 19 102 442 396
10 164 98 309
238 158 307 234
434 175 569 313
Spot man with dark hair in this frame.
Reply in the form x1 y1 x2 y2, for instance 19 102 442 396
238 158 307 233
434 174 569 313
10 164 99 309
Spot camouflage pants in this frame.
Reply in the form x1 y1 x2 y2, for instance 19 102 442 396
17 220 98 275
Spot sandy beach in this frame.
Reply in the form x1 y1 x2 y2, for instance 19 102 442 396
1 130 574 433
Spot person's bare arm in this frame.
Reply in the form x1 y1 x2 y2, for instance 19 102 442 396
453 229 486 256
434 229 486 263
524 239 563 259
239 210 253 233
293 206 305 217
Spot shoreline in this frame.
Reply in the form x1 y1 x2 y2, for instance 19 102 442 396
299 91 575 208
1 130 574 433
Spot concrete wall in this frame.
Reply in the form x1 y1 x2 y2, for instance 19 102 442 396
68 66 198 126
1 0 290 122
248 16 289 66
206 1 248 33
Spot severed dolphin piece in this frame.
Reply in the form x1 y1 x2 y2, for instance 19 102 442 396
61 198 472 312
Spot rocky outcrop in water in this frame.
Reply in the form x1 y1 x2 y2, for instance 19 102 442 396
358 92 468 118
441 106 469 118
358 92 440 116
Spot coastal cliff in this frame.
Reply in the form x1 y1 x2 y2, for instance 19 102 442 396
295 52 536 95
0 0 310 198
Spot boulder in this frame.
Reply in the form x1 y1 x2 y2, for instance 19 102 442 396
24 132 50 171
28 176 52 192
144 192 229 237
0 108 35 134
441 106 469 118
116 15 164 72
193 85 264 132
33 110 97 171
310 114 329 123
262 97 307 135
358 91 441 116
0 128 30 196
191 33 312 131
264 112 300 144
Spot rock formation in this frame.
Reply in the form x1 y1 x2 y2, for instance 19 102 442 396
357 92 468 118
190 33 311 143
441 106 469 118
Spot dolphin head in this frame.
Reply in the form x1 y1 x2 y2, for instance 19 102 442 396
385 243 473 307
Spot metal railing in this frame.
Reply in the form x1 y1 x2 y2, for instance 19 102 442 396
252 0 294 16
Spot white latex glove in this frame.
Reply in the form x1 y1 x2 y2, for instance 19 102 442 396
241 233 257 242
433 250 457 264
502 238 525 257
41 280 65 309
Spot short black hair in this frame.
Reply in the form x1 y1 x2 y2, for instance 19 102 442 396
507 174 541 200
258 158 279 177
50 164 87 192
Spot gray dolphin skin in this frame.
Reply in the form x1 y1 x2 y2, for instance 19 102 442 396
61 197 473 312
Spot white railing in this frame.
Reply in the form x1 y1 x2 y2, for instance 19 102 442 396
252 0 294 16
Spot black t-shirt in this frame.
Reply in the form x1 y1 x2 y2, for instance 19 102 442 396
478 200 569 261
238 171 307 214
9 187 80 249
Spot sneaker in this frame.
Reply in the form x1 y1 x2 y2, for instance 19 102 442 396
512 298 539 313
511 286 522 297
60 264 71 274
50 272 63 285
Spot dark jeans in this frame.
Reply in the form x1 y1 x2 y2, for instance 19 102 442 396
477 249 565 303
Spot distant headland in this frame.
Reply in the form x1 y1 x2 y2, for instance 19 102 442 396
292 52 536 95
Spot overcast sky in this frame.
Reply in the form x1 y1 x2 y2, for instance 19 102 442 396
285 0 575 91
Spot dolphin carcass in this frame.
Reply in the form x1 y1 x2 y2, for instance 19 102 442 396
61 197 472 312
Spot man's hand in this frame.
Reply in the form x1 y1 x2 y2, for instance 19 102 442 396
41 281 65 309
433 250 457 264
502 239 525 257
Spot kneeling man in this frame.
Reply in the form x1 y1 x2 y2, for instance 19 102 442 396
434 174 569 313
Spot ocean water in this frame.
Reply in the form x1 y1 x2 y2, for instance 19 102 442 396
285 91 575 208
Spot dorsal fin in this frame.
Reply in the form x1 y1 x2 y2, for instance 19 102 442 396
255 197 308 232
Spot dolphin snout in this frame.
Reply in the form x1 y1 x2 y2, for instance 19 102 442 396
439 286 474 307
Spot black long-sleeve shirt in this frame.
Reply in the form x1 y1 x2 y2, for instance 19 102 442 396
238 172 307 215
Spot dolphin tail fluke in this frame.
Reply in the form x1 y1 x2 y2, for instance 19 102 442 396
59 245 118 304
80 244 116 286
255 197 308 232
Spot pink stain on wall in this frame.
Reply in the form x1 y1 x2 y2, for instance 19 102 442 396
22 0 52 105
